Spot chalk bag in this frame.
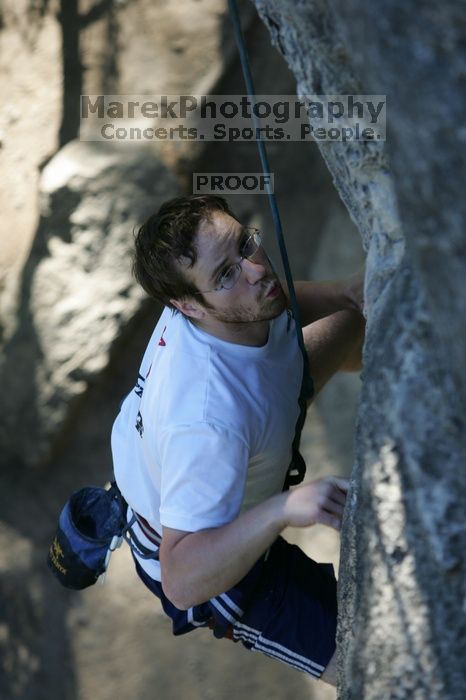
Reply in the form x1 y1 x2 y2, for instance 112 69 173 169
47 484 128 590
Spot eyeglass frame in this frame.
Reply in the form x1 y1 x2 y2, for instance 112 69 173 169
193 227 264 294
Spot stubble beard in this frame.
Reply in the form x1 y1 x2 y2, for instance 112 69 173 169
209 285 287 325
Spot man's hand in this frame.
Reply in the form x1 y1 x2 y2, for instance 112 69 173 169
282 476 349 531
341 269 365 314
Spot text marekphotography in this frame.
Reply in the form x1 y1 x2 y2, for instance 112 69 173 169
80 94 386 142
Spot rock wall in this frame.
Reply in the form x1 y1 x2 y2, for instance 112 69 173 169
0 140 178 467
253 1 466 698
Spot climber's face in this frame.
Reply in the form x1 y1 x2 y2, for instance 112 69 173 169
170 209 287 345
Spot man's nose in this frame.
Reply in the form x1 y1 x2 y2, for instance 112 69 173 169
242 256 267 284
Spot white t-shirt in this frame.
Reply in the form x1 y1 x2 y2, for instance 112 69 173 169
111 306 303 580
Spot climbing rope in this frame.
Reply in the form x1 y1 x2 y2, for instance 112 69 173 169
228 0 313 486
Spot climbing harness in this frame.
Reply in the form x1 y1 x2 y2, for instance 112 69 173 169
228 0 314 488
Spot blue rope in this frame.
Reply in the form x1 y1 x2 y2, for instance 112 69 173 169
227 0 313 486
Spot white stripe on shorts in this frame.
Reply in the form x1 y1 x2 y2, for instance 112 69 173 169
233 625 319 676
210 597 237 625
187 607 205 627
219 593 243 617
233 621 325 676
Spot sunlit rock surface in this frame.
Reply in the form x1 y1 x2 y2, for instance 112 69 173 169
0 140 178 467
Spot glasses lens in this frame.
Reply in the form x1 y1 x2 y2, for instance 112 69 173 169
243 230 261 258
221 263 241 290
217 230 262 291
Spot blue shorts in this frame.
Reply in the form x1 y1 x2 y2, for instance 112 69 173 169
134 536 337 679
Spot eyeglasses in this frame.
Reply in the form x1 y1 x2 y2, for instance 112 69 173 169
195 227 263 294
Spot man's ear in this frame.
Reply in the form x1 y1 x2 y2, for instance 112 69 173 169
170 297 205 320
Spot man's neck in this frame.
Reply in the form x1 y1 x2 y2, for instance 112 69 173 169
189 317 270 347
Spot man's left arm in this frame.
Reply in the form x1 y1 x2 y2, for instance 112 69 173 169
282 271 366 379
281 271 365 326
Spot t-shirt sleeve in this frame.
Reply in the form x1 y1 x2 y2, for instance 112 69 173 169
158 421 249 532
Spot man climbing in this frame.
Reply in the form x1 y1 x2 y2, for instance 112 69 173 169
112 194 365 687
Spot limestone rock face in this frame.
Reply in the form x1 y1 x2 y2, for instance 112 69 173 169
253 1 466 698
0 141 178 468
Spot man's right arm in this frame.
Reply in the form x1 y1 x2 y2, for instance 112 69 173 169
159 476 348 610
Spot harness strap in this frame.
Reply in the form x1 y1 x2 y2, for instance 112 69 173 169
112 486 161 561
134 512 162 546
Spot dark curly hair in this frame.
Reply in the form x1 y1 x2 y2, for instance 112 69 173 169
133 194 237 312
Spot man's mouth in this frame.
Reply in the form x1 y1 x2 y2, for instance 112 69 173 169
266 281 279 298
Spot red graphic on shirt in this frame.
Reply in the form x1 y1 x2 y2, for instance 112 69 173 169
158 326 167 346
